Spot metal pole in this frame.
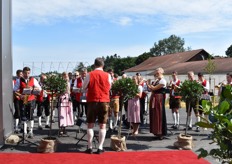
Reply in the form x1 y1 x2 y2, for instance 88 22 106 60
0 0 13 147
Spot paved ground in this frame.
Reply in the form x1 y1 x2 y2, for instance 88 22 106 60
0 107 220 164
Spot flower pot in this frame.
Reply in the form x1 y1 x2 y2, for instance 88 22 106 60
174 133 193 150
110 135 127 151
37 137 57 153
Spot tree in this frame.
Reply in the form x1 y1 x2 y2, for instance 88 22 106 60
113 57 136 75
73 62 93 72
150 35 188 56
225 44 232 57
103 54 137 75
135 52 153 65
204 57 216 91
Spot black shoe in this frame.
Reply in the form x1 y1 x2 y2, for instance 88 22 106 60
45 125 50 128
38 126 43 130
184 126 192 130
85 148 93 154
107 128 112 133
96 149 105 154
173 125 179 129
27 132 34 139
171 125 175 129
14 129 20 134
113 127 117 133
196 127 200 132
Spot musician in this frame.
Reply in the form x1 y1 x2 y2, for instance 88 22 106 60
13 69 23 133
71 71 79 119
146 67 167 140
168 71 181 129
13 67 41 138
197 72 210 132
82 57 111 154
108 71 120 133
137 75 148 126
36 74 51 130
73 68 87 118
185 71 200 131
218 72 232 97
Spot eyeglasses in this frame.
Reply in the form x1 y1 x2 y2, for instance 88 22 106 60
75 75 79 76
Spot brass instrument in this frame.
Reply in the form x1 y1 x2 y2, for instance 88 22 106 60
23 80 31 105
215 80 226 89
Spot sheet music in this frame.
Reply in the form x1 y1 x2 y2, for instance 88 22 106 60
22 88 32 95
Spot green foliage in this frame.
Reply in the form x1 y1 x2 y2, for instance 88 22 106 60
73 62 93 73
104 54 137 75
196 85 232 163
225 44 232 57
43 73 67 96
111 78 139 101
179 80 204 102
150 35 188 56
204 57 216 75
135 52 153 65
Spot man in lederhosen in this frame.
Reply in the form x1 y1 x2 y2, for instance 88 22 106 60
13 67 41 138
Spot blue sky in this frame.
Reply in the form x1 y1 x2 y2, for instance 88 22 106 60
12 0 232 75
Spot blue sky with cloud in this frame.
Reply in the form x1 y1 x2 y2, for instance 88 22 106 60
12 0 232 75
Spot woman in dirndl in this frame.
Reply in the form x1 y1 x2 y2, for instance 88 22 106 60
58 72 74 135
147 67 167 140
127 76 143 135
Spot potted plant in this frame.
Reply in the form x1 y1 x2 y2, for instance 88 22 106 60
37 73 67 153
110 77 139 151
196 85 232 163
174 80 204 150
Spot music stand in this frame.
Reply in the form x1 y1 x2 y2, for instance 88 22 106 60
17 121 37 146
75 118 98 148
17 91 38 146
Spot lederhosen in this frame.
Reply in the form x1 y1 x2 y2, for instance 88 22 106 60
36 83 51 117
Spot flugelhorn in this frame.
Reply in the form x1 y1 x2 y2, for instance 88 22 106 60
215 80 226 89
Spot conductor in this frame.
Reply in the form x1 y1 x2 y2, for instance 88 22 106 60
82 57 111 154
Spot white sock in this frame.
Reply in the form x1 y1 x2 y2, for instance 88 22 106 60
109 117 113 129
23 122 27 134
38 116 42 126
30 120 34 133
188 117 192 127
176 112 180 125
46 116 50 125
15 118 19 130
98 129 106 150
196 116 200 127
87 128 94 149
172 112 176 125
52 110 55 120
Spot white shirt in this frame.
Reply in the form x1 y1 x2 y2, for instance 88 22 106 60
13 77 41 92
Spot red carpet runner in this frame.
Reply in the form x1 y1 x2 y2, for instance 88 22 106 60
0 150 210 164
